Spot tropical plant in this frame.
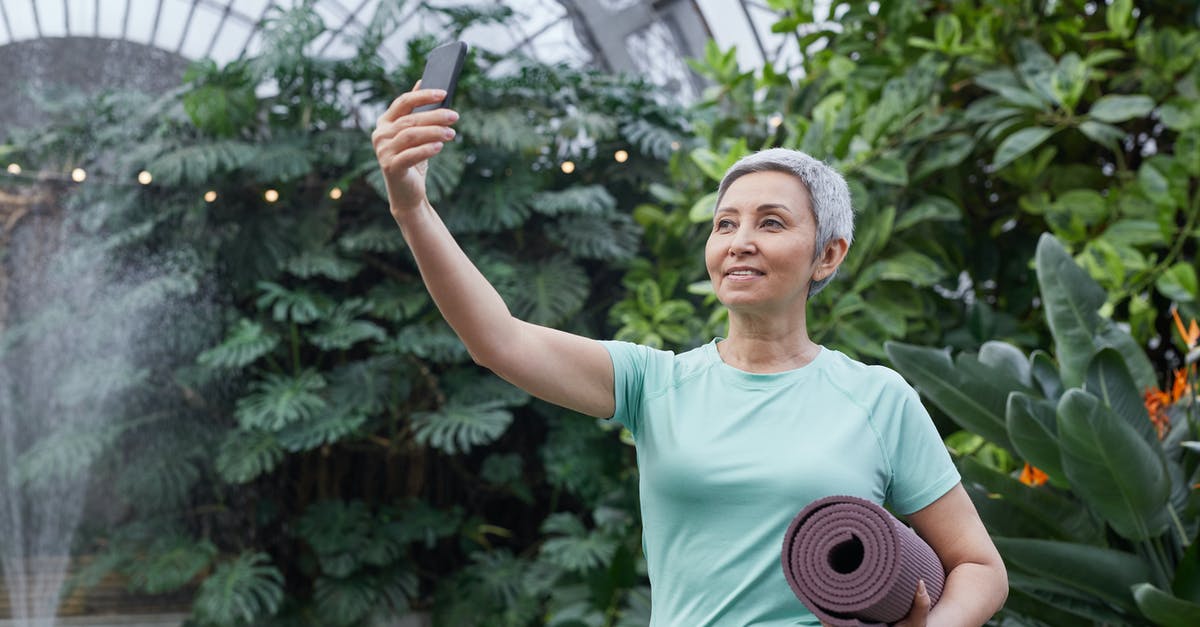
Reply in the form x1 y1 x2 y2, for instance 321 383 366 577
888 233 1199 626
621 0 1199 368
1 3 683 624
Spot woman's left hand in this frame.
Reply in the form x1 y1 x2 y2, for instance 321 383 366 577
894 579 930 627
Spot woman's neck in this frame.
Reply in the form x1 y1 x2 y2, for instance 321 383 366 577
718 312 819 373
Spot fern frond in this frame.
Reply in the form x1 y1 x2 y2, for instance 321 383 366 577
538 513 616 573
245 136 314 182
15 421 124 487
310 319 386 351
116 442 204 508
457 108 543 152
326 357 401 414
147 139 258 186
426 140 467 203
545 213 641 261
295 501 404 578
411 400 512 455
57 356 149 407
198 319 281 369
364 281 429 323
128 535 218 594
285 247 363 281
469 550 527 606
559 110 618 141
255 281 333 323
338 224 406 254
621 119 680 160
193 552 284 626
276 408 367 452
381 321 468 363
111 272 201 312
494 256 589 326
530 185 616 216
388 499 463 549
235 370 328 431
314 569 416 627
215 428 285 484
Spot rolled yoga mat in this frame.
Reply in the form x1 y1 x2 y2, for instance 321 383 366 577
780 495 945 626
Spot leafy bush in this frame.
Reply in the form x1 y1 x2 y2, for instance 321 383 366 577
889 234 1200 625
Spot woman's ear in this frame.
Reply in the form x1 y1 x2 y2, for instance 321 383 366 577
812 238 850 282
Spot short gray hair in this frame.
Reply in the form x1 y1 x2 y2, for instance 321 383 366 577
716 148 854 296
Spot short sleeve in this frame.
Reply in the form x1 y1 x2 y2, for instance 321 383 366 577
600 340 649 438
877 371 961 515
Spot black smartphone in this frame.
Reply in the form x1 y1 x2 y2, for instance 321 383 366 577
413 41 468 112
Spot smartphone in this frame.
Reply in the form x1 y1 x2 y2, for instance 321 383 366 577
413 41 468 112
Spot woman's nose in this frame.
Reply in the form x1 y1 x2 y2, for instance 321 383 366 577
728 226 756 255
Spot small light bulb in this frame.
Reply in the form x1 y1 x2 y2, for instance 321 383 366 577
6 163 20 175
614 150 629 163
560 160 576 174
670 141 681 151
264 189 279 203
768 113 784 128
329 187 343 200
137 170 152 185
204 190 218 202
71 168 87 182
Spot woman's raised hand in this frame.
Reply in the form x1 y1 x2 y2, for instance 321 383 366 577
370 86 459 216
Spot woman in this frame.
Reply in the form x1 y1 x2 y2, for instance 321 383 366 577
372 86 1008 626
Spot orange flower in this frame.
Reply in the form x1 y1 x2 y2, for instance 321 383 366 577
1144 387 1172 439
1144 365 1193 440
1019 462 1049 487
1173 308 1200 350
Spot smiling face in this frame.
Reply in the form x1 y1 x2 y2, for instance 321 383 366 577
705 170 843 315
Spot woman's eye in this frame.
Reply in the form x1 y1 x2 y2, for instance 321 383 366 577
716 219 735 230
761 218 783 228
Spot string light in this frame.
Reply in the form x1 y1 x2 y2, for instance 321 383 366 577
329 187 343 200
71 168 87 182
264 189 280 203
6 163 19 175
137 170 153 185
614 150 629 163
560 160 576 174
670 141 681 151
204 191 218 202
768 113 784 128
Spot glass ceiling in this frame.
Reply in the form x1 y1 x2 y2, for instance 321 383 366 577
0 1 826 95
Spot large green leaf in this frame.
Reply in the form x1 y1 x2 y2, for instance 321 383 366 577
1085 348 1159 451
1057 389 1170 541
1088 94 1156 123
1006 392 1066 486
1035 233 1103 388
993 537 1147 612
1133 584 1200 627
884 342 1013 451
960 457 1100 543
993 126 1057 169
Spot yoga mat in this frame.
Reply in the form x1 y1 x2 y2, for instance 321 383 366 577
780 495 945 626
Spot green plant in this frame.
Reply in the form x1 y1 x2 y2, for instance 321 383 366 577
887 233 1199 626
1 3 682 625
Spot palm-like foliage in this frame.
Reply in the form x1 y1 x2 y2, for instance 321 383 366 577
3 3 683 624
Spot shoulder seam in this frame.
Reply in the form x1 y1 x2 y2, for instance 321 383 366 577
818 365 894 493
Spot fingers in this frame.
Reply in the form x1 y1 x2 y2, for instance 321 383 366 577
895 579 931 627
372 108 458 171
381 87 447 123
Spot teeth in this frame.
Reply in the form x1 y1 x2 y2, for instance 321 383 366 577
729 270 760 276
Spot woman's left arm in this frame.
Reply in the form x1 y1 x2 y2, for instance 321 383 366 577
896 483 1008 627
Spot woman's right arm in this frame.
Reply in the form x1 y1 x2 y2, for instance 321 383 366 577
371 87 616 418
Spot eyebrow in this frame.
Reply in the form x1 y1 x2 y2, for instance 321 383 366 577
714 203 794 215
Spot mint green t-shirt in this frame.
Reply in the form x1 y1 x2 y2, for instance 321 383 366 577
602 339 960 627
